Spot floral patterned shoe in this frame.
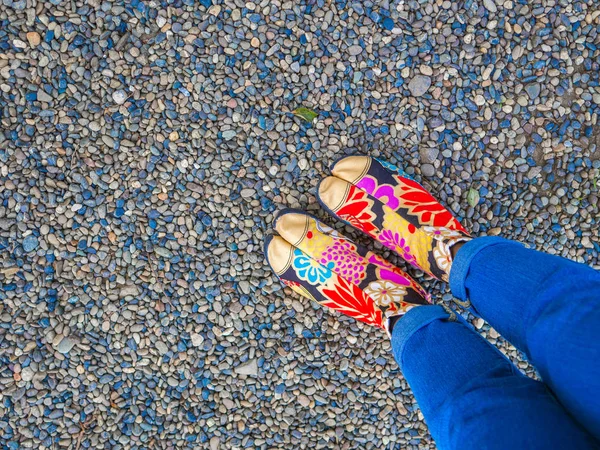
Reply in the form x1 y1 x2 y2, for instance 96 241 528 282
264 210 431 334
317 155 471 282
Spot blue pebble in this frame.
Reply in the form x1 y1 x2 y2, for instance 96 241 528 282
99 374 114 383
48 410 63 419
531 133 543 144
352 4 364 14
258 116 267 130
382 17 395 31
23 235 39 253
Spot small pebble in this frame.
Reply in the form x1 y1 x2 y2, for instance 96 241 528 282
235 359 258 376
525 84 541 100
112 90 127 105
191 333 204 347
37 90 52 103
408 75 432 97
222 130 237 140
421 164 435 177
298 395 310 407
483 0 498 12
26 31 40 47
156 16 167 28
348 45 363 56
20 367 35 382
22 235 39 252
56 337 77 354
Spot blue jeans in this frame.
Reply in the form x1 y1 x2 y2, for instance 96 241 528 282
391 237 600 449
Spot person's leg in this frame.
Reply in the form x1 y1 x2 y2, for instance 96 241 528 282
450 237 600 439
392 305 599 450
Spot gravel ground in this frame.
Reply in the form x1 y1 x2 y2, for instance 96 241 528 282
1 0 600 449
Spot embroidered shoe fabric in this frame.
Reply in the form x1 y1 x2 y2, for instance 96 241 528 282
264 210 431 332
317 155 471 282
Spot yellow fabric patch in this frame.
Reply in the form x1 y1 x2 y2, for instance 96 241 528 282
381 206 433 274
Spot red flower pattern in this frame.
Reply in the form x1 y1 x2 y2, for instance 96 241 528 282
336 185 378 235
394 176 468 233
320 276 385 329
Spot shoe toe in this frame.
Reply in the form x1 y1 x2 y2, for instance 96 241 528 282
317 176 354 213
274 211 311 247
264 235 295 276
330 155 372 183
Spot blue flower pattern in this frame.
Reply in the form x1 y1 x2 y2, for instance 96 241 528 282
292 249 332 283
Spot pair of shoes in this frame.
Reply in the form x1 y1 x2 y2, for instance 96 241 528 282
264 155 471 334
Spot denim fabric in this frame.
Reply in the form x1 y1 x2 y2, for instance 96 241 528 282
391 237 600 449
390 305 450 360
448 236 519 302
452 237 600 438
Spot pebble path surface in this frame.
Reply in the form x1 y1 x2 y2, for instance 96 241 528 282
1 0 599 449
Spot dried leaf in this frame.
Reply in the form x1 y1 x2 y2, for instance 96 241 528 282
292 107 318 123
467 188 480 207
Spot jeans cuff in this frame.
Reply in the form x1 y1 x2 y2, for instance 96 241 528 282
449 236 522 301
391 305 450 367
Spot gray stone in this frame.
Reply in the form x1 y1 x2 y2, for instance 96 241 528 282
155 247 173 258
155 341 169 355
483 0 498 12
235 359 258 376
222 130 236 140
298 395 310 407
191 333 204 347
112 90 127 105
421 164 435 177
0 219 15 230
420 147 439 164
408 75 432 97
156 16 167 28
239 280 250 294
120 285 140 297
565 204 578 215
525 83 541 100
56 337 77 354
37 90 52 102
20 367 35 382
348 45 363 56
240 188 255 198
